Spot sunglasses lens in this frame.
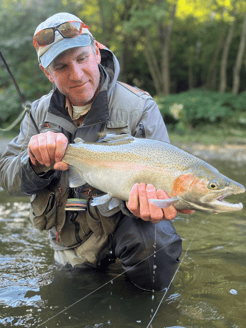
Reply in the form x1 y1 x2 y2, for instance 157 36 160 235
33 21 86 48
35 29 54 47
59 21 82 38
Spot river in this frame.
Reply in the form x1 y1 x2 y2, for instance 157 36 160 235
0 158 245 328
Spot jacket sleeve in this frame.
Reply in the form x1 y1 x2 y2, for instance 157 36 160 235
134 98 170 143
19 151 60 195
0 98 58 196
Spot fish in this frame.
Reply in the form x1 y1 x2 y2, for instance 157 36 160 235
62 134 245 213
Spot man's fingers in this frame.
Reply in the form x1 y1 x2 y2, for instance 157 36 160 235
156 190 193 218
28 136 44 165
46 131 56 164
28 148 37 166
37 134 51 166
163 206 178 220
146 184 163 221
138 183 151 221
156 189 177 220
127 184 183 223
55 133 68 162
54 162 69 171
127 183 140 217
179 209 195 214
29 134 50 166
28 132 68 169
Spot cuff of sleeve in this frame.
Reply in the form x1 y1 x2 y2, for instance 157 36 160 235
19 152 57 194
119 201 138 218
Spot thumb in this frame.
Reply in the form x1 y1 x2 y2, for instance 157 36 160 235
54 162 69 171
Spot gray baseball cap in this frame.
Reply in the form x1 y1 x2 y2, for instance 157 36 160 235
34 12 93 68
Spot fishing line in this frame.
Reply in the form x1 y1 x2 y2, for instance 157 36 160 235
0 51 40 134
35 235 175 328
146 229 198 328
20 106 32 153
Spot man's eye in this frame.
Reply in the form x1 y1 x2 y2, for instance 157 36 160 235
55 65 66 71
78 56 87 62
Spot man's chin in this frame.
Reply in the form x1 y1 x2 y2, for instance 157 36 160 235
64 82 100 106
67 93 94 107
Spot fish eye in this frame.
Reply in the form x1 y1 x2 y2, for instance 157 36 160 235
208 181 218 189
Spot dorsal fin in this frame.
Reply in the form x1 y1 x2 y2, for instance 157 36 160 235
97 133 134 145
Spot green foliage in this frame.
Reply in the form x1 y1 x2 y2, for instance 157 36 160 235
0 0 82 128
0 0 246 136
155 89 246 132
123 2 169 31
0 85 23 132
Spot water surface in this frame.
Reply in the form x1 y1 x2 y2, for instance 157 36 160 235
0 159 245 328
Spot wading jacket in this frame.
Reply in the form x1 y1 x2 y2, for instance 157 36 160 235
0 45 170 251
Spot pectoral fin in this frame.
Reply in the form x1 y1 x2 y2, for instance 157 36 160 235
91 194 112 206
148 196 179 209
91 194 121 211
108 197 121 210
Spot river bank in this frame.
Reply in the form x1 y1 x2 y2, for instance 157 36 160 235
174 142 246 162
1 137 246 162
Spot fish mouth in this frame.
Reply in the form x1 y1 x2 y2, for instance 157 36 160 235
179 188 245 213
198 182 245 212
210 193 244 212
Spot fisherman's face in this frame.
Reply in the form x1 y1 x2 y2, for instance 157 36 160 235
41 44 101 106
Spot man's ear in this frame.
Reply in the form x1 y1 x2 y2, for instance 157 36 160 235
94 41 101 64
40 64 54 83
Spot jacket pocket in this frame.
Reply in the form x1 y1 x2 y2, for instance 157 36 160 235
104 121 131 135
58 210 92 247
86 201 121 237
30 189 56 230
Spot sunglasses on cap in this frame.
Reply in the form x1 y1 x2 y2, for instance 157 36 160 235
33 21 90 49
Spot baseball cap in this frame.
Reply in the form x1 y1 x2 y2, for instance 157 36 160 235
34 12 93 68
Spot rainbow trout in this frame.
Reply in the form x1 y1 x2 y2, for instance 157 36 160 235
62 134 245 213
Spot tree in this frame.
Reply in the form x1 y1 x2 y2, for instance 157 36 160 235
206 25 227 90
219 11 237 93
122 0 177 95
232 12 246 94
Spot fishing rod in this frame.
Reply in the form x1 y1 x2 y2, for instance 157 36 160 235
0 51 40 133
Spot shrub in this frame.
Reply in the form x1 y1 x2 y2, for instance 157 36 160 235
155 89 244 130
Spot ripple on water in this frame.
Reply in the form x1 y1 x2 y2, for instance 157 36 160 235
0 201 54 323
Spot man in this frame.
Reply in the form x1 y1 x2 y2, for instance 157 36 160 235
0 13 192 291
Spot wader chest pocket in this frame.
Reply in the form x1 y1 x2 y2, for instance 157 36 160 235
30 190 56 231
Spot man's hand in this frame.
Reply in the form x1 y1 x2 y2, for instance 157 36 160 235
28 131 69 171
127 183 194 224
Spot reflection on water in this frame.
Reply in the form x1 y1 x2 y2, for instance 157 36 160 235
0 160 245 328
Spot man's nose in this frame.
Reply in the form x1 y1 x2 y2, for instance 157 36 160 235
69 62 83 81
